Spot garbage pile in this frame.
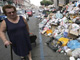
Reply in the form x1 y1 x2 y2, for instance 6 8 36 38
39 1 80 60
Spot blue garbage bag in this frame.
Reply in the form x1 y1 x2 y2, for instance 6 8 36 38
63 32 68 38
56 11 63 19
75 2 77 7
67 40 80 49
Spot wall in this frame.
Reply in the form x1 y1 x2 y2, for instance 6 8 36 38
59 0 65 5
69 0 78 2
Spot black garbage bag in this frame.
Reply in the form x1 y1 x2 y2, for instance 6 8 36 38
30 35 37 43
75 19 80 24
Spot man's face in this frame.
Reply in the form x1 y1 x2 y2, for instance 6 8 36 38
5 8 17 19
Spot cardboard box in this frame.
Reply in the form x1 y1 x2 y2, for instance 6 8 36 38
69 30 79 36
49 13 54 19
68 33 78 39
51 24 58 32
68 23 79 39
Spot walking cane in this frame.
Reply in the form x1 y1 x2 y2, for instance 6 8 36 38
5 44 13 60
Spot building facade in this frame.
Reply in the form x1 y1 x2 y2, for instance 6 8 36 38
52 0 78 8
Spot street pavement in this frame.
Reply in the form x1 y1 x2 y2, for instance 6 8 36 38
0 10 69 60
28 13 69 60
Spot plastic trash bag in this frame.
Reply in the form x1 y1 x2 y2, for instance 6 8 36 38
56 11 63 19
77 37 80 42
72 48 80 58
69 57 75 60
63 32 68 38
55 35 63 40
67 40 80 49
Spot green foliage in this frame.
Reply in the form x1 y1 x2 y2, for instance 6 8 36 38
46 11 53 14
40 0 53 6
40 1 45 5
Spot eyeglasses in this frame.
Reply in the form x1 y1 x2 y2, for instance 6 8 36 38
6 11 16 14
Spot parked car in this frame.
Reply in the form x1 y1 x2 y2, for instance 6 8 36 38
36 13 44 20
38 9 43 12
0 13 7 22
17 10 29 20
26 10 33 17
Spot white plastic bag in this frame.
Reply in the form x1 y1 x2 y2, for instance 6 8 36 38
72 48 80 58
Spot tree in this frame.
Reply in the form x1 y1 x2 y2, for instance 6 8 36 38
40 1 45 5
40 0 53 6
65 0 69 4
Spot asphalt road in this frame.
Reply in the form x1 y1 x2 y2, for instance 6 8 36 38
28 12 69 60
0 10 69 60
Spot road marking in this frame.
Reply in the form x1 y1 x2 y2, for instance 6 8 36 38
39 31 45 60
